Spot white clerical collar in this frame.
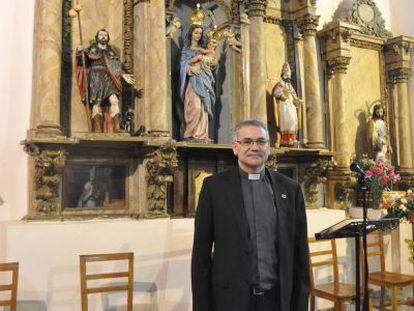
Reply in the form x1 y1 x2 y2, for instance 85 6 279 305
248 173 261 180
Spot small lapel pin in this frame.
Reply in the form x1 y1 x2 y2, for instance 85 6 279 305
281 193 287 199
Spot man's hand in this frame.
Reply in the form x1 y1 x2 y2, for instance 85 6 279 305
122 74 136 85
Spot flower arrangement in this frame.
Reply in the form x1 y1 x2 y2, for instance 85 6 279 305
359 156 400 209
387 189 414 222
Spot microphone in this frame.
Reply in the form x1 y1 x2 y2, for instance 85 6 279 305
350 161 371 182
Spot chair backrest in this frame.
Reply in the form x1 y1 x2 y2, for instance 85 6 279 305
360 230 385 274
0 262 19 311
308 237 339 288
80 252 134 311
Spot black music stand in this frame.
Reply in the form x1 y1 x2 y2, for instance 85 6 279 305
315 216 399 311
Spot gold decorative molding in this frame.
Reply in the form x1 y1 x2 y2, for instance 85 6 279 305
349 37 383 51
145 140 178 217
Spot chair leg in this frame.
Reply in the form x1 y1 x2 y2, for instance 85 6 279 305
334 301 344 311
391 286 398 311
310 295 315 311
380 287 385 310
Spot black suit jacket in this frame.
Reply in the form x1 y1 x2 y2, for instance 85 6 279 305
191 168 310 311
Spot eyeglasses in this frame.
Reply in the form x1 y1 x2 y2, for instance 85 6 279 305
236 138 269 147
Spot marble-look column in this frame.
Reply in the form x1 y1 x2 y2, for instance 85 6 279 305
241 13 251 120
248 0 267 124
147 0 170 136
30 0 63 137
393 69 414 174
330 56 351 169
297 14 324 148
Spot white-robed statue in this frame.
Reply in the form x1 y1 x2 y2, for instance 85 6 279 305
367 103 390 160
272 62 302 147
179 4 219 143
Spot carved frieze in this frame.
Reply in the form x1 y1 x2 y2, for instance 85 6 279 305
301 159 334 208
24 145 67 214
145 140 179 217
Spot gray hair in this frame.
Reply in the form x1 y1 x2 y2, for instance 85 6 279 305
232 119 269 141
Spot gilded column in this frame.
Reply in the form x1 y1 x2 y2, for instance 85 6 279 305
147 0 170 137
297 14 324 148
326 56 353 209
330 57 351 168
241 13 251 119
248 0 267 124
30 0 63 137
393 69 414 174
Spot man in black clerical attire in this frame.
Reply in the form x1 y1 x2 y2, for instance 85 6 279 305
191 119 310 311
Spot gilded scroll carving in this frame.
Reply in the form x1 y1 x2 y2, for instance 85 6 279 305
265 148 278 171
24 145 66 214
345 0 391 39
146 141 179 217
301 160 334 208
334 173 356 208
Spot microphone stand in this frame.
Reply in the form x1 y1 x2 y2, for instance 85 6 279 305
355 173 370 311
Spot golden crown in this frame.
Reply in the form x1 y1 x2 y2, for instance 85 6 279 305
189 3 205 26
207 25 221 44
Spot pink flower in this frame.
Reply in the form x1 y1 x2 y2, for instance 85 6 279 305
380 176 389 184
374 167 382 174
365 170 373 178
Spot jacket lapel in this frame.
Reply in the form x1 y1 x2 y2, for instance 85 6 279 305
226 169 250 246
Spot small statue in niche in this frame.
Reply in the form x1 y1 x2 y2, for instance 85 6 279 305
75 28 136 133
179 4 220 143
272 62 303 147
367 103 390 160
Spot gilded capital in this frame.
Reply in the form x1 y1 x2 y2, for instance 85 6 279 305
247 0 267 18
328 56 351 74
390 68 412 84
297 14 319 36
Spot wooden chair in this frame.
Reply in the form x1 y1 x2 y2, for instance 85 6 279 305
361 230 414 310
80 252 134 311
0 262 19 311
308 237 372 311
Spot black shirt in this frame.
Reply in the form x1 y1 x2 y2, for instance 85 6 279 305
239 167 278 290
